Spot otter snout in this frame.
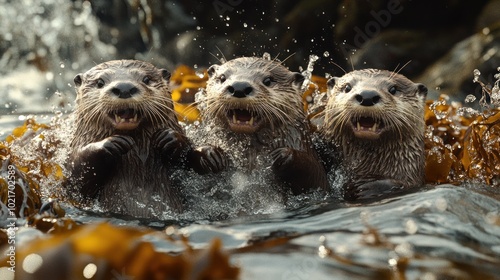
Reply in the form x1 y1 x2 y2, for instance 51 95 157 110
227 81 253 98
110 82 139 99
354 90 381 106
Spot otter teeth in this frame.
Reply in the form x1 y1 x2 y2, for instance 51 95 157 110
355 121 380 132
231 113 255 126
114 113 139 123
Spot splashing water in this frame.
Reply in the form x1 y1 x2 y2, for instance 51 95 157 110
301 54 319 92
0 0 116 114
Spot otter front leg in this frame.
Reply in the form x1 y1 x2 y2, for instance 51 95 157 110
271 147 329 195
152 129 228 174
343 179 413 203
67 136 134 198
187 146 229 174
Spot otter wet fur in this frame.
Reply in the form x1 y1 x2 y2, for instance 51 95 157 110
315 68 427 202
198 56 328 196
66 60 226 218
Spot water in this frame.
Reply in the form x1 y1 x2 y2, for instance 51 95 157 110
1 1 500 279
25 184 500 279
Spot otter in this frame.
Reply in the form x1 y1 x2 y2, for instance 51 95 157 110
65 60 226 218
196 56 328 197
315 69 427 201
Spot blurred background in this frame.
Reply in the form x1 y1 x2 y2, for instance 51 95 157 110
1 0 499 117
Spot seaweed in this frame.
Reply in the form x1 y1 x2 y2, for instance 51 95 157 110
425 68 500 186
0 222 239 280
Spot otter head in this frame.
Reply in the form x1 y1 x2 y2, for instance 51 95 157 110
73 60 173 133
323 69 427 141
202 57 305 134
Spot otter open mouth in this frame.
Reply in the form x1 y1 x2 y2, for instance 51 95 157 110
351 116 385 140
109 108 141 130
226 109 262 133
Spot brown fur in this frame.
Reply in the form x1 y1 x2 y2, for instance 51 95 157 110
316 69 427 201
66 60 226 218
199 57 328 195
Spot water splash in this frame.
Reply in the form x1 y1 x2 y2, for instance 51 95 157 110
301 54 319 92
0 0 116 113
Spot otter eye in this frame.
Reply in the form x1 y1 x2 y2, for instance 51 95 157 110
344 83 352 93
263 77 274 87
142 75 152 85
96 78 105 88
388 86 397 95
218 74 226 83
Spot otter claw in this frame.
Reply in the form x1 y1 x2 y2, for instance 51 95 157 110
101 135 135 157
270 147 295 168
197 146 228 173
153 129 188 159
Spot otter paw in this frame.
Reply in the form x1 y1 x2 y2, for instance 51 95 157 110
152 129 189 160
270 147 296 170
344 179 406 202
194 146 229 173
99 135 135 158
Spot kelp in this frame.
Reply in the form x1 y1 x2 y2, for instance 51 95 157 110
0 222 239 280
425 68 500 185
0 117 65 218
170 64 207 123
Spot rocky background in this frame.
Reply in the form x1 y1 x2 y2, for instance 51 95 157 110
1 0 500 104
90 0 500 101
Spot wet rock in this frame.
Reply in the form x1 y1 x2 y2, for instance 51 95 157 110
418 28 500 102
333 0 489 76
350 28 468 77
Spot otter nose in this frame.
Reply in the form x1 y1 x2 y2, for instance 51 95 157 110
227 82 253 98
111 82 139 99
355 90 381 106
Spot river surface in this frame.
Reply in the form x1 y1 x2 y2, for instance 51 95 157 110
21 181 500 279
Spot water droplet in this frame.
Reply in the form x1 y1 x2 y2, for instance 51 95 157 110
59 63 65 68
83 263 97 279
243 23 247 28
275 18 279 22
395 242 414 258
464 94 476 103
45 72 54 81
405 219 418 234
435 197 447 211
473 69 481 82
323 51 330 57
22 253 43 274
262 52 271 60
196 26 201 30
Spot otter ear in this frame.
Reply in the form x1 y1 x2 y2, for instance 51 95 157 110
74 74 83 87
326 77 338 89
207 65 219 78
416 83 428 98
160 69 171 81
292 72 305 88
